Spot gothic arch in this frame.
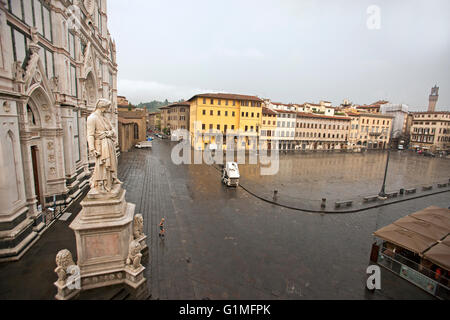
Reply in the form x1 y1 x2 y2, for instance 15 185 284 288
85 71 97 107
26 86 55 129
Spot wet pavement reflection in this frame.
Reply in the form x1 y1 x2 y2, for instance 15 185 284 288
238 151 450 201
118 139 449 299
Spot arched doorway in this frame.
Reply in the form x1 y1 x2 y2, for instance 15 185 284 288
23 86 55 209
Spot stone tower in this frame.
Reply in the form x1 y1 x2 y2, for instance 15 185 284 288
428 85 439 112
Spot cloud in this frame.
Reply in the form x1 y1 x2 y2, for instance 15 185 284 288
212 46 265 59
224 48 265 59
117 79 225 104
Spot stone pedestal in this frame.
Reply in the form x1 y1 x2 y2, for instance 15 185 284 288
124 265 146 289
54 280 81 300
69 184 147 293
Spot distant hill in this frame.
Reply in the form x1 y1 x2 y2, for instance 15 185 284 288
136 99 186 113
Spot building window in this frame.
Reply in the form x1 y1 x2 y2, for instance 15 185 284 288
10 26 27 63
218 110 221 116
210 99 214 104
202 124 205 130
68 32 76 59
232 111 235 117
203 98 206 104
202 110 206 115
217 124 220 130
134 123 139 139
218 99 221 105
225 111 228 116
70 64 77 97
109 71 113 89
42 3 52 41
210 110 213 116
23 0 34 26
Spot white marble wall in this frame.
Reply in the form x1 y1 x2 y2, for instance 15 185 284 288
0 0 118 260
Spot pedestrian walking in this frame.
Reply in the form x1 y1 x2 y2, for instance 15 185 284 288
159 218 165 239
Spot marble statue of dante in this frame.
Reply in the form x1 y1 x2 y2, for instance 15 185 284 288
87 98 122 194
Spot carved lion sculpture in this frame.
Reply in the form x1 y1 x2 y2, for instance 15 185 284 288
55 249 76 286
133 214 144 239
126 240 142 270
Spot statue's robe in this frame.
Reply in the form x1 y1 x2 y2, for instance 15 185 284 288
87 112 118 189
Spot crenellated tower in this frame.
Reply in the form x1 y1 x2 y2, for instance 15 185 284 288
428 85 439 112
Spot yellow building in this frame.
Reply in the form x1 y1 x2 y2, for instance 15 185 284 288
159 101 190 134
148 112 161 131
187 93 263 150
348 112 393 150
260 107 278 150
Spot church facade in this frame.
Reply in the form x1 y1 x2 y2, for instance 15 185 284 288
0 0 118 261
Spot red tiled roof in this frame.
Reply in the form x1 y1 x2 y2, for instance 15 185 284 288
296 112 351 121
357 104 381 109
271 102 289 106
187 93 262 102
159 101 190 110
276 109 297 114
262 107 277 115
411 111 450 115
347 112 393 119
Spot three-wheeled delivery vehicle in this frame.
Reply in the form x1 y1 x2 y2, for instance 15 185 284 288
222 162 240 187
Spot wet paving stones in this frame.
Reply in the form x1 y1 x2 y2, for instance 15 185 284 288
0 141 447 299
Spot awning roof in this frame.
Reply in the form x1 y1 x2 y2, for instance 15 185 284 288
410 206 450 230
374 206 450 269
441 235 450 247
393 215 449 242
423 239 450 270
374 224 436 254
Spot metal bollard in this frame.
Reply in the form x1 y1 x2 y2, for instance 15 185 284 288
321 198 326 209
273 190 278 201
399 188 404 195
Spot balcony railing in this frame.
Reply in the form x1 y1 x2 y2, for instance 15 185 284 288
377 246 450 300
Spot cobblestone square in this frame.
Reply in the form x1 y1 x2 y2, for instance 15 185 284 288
118 140 449 299
0 139 448 299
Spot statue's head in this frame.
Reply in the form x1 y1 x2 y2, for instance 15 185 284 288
95 98 111 112
56 249 75 269
134 214 143 226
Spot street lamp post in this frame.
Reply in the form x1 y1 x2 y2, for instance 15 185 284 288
378 129 402 198
378 149 390 197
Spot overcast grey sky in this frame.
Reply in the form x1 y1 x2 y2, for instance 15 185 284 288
107 0 450 110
